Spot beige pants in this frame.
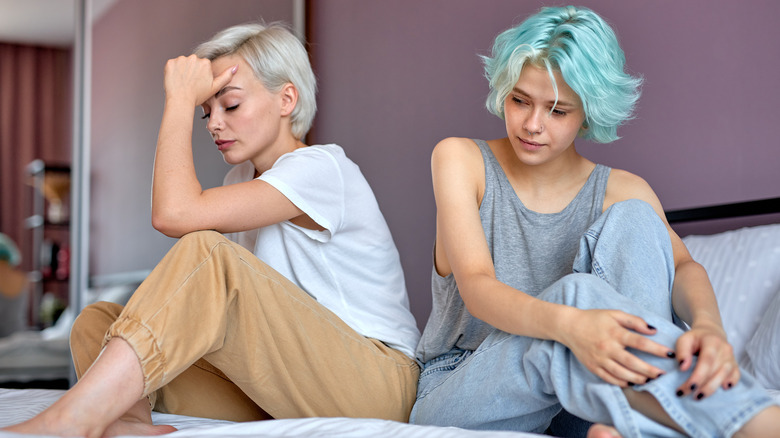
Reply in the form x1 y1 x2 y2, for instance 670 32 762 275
70 231 419 422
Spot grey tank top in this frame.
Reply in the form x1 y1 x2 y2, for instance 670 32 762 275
415 139 610 363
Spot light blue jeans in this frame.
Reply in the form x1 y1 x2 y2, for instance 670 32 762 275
410 199 775 437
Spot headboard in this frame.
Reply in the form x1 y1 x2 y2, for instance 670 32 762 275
665 197 780 237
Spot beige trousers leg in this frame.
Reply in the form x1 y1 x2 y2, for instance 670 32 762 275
70 231 419 422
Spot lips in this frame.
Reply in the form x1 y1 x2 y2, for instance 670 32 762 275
519 137 544 151
215 139 235 151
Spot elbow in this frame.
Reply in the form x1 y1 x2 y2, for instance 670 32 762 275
151 209 187 238
458 280 491 322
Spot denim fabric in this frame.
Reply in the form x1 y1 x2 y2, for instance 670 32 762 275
410 199 774 437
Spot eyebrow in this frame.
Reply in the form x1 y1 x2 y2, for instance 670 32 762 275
512 86 577 108
215 85 242 99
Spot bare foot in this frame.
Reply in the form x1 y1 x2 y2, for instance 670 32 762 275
587 423 622 438
2 420 175 438
102 417 177 437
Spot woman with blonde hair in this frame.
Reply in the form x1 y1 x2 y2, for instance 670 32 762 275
5 22 420 438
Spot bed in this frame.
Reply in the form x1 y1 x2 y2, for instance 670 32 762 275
1 197 778 437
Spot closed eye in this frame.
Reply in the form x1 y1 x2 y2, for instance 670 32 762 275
511 96 528 105
200 104 238 120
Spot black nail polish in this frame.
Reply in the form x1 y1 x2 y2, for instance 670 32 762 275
690 384 697 391
666 351 676 359
647 324 657 330
694 351 700 357
646 377 654 384
727 382 733 389
628 382 635 387
696 393 704 400
676 390 684 397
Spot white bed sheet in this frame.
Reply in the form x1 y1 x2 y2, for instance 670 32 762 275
0 388 541 438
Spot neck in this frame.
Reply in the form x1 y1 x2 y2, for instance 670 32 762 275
511 141 584 184
498 139 595 213
251 134 307 176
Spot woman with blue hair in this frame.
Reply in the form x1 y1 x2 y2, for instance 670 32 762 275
411 6 778 437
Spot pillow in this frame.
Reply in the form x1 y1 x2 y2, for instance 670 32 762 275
743 288 780 390
681 223 780 361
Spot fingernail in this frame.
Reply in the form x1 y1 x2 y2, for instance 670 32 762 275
647 324 657 330
693 351 700 357
646 377 654 384
678 359 685 367
727 382 733 389
690 384 697 391
231 65 238 74
627 382 635 387
666 351 676 359
696 393 704 400
676 389 684 397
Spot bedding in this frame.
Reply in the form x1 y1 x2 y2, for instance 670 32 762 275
1 199 778 437
680 222 780 396
0 388 538 438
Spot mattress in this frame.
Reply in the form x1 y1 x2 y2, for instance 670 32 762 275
0 388 540 438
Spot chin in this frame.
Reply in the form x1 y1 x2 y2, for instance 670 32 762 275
220 152 244 166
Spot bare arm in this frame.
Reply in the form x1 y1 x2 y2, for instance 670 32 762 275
151 56 304 238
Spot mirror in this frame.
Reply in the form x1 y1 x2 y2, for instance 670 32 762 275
0 0 302 389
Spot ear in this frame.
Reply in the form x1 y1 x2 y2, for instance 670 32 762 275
578 119 589 137
279 83 298 117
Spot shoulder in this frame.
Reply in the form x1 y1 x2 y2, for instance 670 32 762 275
268 144 348 176
604 168 664 213
431 137 489 204
431 137 484 173
432 137 479 158
279 144 344 162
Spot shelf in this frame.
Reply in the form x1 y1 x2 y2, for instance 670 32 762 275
26 161 71 329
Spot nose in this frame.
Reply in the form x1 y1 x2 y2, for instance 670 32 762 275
207 110 223 135
523 109 545 135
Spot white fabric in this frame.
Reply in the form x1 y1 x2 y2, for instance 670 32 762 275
0 389 541 438
743 287 780 390
682 223 780 361
223 144 419 358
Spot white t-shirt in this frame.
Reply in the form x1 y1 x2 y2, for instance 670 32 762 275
223 144 420 358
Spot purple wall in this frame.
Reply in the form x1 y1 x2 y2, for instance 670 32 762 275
308 1 780 328
90 0 293 275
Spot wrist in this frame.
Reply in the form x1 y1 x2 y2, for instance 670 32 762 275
546 303 579 345
164 92 199 110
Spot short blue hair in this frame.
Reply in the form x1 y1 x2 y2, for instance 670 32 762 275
482 6 642 143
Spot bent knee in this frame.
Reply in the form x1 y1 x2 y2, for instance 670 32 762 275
177 230 228 245
174 230 235 255
605 199 663 229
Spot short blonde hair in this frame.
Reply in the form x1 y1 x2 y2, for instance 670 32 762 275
195 22 317 140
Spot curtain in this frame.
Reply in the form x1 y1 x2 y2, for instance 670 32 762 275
0 43 72 273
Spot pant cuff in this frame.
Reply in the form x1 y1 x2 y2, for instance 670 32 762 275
105 316 167 398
